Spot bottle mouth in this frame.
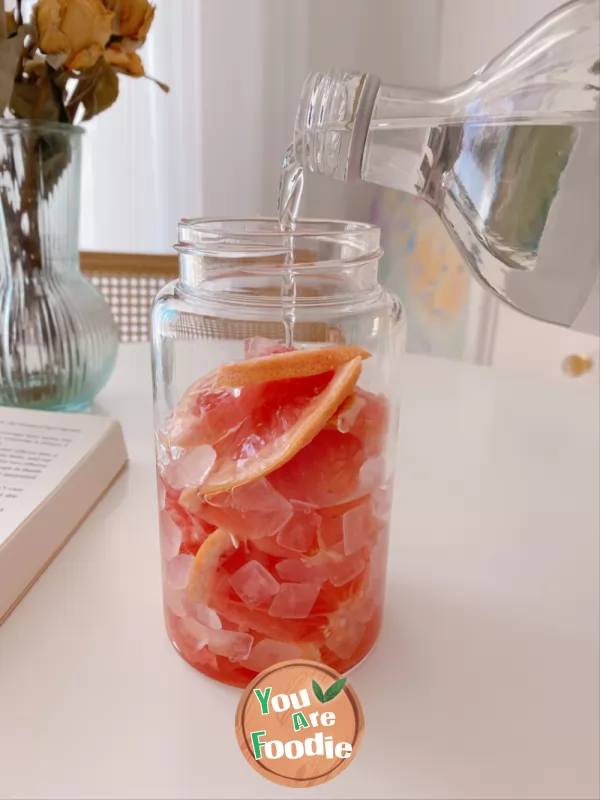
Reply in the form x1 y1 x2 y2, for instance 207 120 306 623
176 217 382 272
293 71 381 182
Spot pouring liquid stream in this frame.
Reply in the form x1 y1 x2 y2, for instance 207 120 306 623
277 144 305 347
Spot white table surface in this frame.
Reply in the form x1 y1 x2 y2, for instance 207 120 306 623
1 345 598 800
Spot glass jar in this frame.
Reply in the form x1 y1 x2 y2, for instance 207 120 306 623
151 218 405 687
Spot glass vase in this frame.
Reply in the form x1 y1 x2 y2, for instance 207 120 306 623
0 120 118 412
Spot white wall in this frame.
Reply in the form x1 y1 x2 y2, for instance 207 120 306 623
300 0 442 223
439 0 567 84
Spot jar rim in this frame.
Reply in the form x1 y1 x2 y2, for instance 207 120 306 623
178 216 378 239
176 217 382 272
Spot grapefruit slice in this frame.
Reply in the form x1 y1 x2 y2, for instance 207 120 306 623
214 344 370 388
179 356 363 500
166 369 242 449
268 427 366 508
187 528 238 604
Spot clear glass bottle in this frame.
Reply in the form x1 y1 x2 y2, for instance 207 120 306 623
151 218 405 687
0 120 119 411
291 0 600 331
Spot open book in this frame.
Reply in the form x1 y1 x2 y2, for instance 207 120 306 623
0 406 127 624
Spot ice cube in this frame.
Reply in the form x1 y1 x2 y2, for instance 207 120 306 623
343 502 375 555
277 509 320 553
325 616 366 659
164 585 186 617
245 639 302 673
336 394 367 433
372 480 394 521
252 535 298 559
354 595 378 624
326 553 366 587
179 616 210 651
181 596 222 629
163 445 217 490
244 337 292 359
195 647 219 671
232 478 292 513
186 517 212 553
199 479 293 540
368 537 389 604
207 628 254 661
269 582 321 619
359 457 386 493
230 561 280 605
157 475 167 510
155 435 172 470
159 509 182 561
317 515 345 554
275 559 326 584
165 554 195 590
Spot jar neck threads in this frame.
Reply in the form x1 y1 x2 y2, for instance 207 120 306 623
175 218 382 299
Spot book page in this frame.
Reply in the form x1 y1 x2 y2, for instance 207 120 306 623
0 408 116 544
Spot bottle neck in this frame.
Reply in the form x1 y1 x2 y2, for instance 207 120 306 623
292 72 439 196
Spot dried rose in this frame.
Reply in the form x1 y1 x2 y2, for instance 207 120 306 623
36 0 115 71
103 0 155 43
104 45 144 76
100 0 156 78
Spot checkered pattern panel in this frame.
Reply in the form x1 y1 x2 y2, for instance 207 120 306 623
89 274 169 343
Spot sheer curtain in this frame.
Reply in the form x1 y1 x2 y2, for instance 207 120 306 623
79 0 315 254
80 0 202 253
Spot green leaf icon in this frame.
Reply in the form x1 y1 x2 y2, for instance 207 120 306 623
312 679 325 703
323 677 347 702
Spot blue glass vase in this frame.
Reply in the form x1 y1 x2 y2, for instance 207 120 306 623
0 120 118 412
